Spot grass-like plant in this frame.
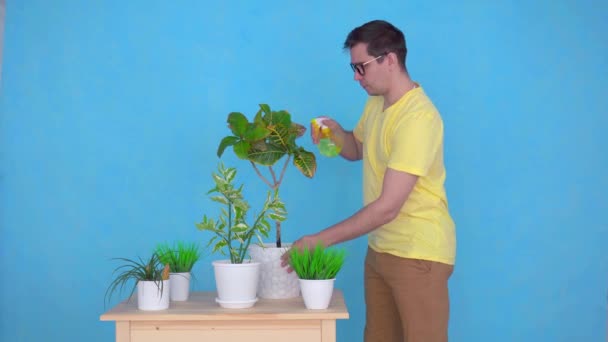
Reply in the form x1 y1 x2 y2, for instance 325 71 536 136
155 241 201 273
196 162 287 264
104 252 170 306
288 244 346 280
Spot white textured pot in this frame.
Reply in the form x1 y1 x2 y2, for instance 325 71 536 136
249 243 300 299
169 272 191 301
212 260 260 309
299 278 335 310
137 280 170 311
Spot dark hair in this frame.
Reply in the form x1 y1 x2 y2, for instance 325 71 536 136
343 20 407 70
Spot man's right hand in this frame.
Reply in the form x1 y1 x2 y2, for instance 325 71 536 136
310 117 347 146
311 117 362 161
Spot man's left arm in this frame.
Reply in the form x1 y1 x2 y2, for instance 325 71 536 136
295 168 418 249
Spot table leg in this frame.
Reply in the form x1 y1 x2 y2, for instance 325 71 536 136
116 321 130 342
321 319 336 342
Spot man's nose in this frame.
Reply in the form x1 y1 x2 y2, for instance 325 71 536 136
353 71 363 81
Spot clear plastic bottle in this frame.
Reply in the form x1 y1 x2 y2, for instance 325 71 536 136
311 117 342 157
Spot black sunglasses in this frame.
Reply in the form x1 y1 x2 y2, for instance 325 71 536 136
350 53 388 76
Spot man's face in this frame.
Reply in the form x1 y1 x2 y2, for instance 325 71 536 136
349 43 387 96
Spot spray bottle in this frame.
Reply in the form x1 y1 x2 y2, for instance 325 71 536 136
311 117 342 157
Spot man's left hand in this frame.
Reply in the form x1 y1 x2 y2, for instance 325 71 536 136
280 234 326 272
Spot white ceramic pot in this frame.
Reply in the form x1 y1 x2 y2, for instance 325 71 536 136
299 278 335 310
137 279 170 311
249 243 300 299
169 272 191 301
212 260 260 309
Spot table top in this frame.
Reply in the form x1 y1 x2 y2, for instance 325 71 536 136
100 290 349 321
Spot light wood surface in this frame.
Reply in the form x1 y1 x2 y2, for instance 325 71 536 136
100 290 349 342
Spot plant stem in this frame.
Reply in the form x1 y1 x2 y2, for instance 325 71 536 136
273 156 290 247
227 199 235 263
252 157 290 248
240 229 255 262
239 204 269 261
277 156 291 187
276 220 282 248
251 161 274 189
269 166 278 187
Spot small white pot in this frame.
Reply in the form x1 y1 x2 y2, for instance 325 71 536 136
212 260 260 309
249 243 300 299
299 278 335 310
137 280 170 311
169 272 191 301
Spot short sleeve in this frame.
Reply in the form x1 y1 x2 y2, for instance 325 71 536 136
388 113 443 176
353 117 365 143
353 97 375 143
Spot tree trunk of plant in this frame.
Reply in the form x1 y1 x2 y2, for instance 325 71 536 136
276 220 281 248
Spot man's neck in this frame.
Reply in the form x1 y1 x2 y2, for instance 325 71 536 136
382 73 417 110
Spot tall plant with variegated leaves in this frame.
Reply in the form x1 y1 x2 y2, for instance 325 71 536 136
217 104 317 247
196 163 287 264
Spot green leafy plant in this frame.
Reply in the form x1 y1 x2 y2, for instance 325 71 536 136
155 241 201 273
104 253 170 306
196 162 287 264
288 244 346 280
217 103 317 247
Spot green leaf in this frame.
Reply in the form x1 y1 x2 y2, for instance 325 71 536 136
213 240 227 254
210 195 228 205
195 217 215 231
233 141 251 159
293 148 317 178
243 123 270 141
266 122 292 150
259 104 271 116
251 140 268 151
225 167 236 183
254 108 264 124
290 122 307 138
232 223 248 233
227 112 249 136
247 143 285 165
217 136 239 157
265 110 291 127
268 213 286 222
212 172 227 187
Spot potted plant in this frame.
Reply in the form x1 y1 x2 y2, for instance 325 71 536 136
217 103 317 299
105 253 171 311
288 244 346 310
155 241 201 301
196 162 286 308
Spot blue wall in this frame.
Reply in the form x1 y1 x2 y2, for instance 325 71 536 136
1 1 606 341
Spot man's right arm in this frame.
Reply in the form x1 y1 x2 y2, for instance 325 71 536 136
339 131 363 161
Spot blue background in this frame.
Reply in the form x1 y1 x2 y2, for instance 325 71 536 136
1 1 607 341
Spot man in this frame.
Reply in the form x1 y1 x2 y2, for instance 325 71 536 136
283 20 456 341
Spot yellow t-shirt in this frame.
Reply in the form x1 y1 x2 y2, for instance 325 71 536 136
353 86 456 265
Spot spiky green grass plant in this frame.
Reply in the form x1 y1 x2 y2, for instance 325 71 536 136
155 241 201 273
288 244 346 280
104 252 168 306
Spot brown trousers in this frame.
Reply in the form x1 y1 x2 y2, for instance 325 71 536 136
364 248 454 342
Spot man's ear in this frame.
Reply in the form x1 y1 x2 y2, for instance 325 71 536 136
387 52 398 66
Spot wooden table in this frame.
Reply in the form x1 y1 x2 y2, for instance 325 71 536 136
100 290 349 342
